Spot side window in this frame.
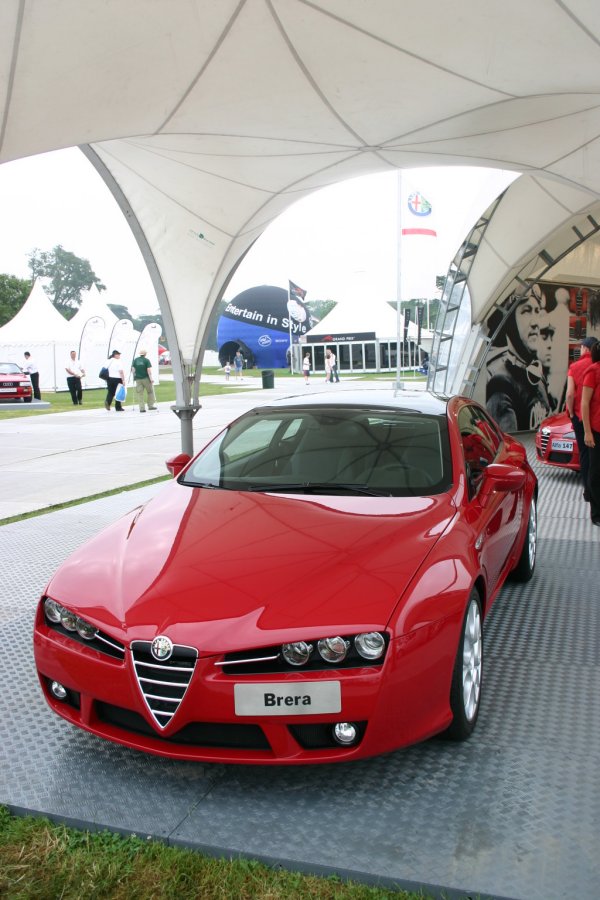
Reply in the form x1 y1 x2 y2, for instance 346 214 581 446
458 405 501 496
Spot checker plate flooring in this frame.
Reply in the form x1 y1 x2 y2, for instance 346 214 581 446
1 437 599 900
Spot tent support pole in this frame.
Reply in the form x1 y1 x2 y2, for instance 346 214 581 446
171 405 201 457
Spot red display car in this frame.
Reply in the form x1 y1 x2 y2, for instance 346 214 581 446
34 391 537 764
0 362 33 402
535 410 580 471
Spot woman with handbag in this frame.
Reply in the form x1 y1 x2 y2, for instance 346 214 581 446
104 350 126 412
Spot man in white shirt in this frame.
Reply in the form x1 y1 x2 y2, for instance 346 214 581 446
23 351 41 399
105 350 126 411
65 350 86 405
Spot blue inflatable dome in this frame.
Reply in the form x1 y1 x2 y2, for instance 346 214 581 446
217 285 313 369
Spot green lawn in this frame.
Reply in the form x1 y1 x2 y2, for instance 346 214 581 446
0 806 431 900
0 367 425 421
0 371 248 420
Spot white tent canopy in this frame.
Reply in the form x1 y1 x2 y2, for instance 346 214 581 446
0 280 71 343
304 300 400 342
0 280 73 390
3 0 600 445
67 286 119 337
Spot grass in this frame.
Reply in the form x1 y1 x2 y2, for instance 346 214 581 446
0 367 425 421
0 370 249 421
0 806 433 900
0 475 171 527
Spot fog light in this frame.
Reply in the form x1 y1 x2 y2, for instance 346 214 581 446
318 636 349 663
44 598 62 623
50 680 68 700
333 722 358 745
282 641 313 666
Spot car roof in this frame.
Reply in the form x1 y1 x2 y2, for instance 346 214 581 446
252 389 450 417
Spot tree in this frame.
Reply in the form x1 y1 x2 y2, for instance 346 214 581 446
305 299 336 324
106 303 131 322
0 274 32 327
28 245 106 318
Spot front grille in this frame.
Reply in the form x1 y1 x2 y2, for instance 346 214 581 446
130 641 197 729
539 432 550 453
96 702 270 749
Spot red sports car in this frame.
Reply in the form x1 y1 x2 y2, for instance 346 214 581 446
34 391 537 764
0 362 33 402
535 410 580 471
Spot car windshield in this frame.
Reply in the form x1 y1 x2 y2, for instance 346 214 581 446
181 406 452 496
0 363 22 375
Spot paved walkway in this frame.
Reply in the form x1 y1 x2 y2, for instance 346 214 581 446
0 374 395 520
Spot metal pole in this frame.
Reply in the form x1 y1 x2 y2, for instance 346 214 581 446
396 171 403 390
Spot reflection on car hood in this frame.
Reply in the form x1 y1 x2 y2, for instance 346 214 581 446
47 482 456 651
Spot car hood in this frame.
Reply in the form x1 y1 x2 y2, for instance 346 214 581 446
47 482 456 652
539 411 571 433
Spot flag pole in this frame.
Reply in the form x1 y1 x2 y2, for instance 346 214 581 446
288 283 294 374
396 171 403 390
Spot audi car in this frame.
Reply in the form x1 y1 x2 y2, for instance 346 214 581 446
34 391 537 765
535 410 580 471
0 362 33 402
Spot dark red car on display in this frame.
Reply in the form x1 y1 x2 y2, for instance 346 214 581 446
535 411 580 472
0 362 32 402
34 391 537 764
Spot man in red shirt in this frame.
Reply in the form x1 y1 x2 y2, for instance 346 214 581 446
581 342 600 526
566 336 598 501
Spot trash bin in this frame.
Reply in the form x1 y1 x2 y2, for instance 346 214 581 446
261 369 274 389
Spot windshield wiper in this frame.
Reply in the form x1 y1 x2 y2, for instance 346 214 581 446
246 482 390 497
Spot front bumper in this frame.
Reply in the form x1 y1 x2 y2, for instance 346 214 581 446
33 606 456 764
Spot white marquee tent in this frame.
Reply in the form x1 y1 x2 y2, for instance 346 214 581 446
4 0 600 447
0 280 73 390
0 281 160 391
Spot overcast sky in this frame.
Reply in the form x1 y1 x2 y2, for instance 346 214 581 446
0 148 517 315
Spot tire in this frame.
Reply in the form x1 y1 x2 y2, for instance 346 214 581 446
24 396 32 403
444 589 483 741
510 496 537 582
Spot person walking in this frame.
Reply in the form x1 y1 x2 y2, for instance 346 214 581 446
581 342 600 526
65 349 85 405
104 349 125 412
302 353 311 384
325 349 333 383
23 351 41 400
566 336 598 501
329 349 340 383
234 350 244 380
131 349 157 413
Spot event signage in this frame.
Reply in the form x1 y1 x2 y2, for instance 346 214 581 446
305 331 376 344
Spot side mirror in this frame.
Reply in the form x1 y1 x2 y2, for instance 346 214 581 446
479 463 525 502
165 453 191 478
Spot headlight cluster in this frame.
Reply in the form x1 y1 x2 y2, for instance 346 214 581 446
282 632 386 666
44 597 98 641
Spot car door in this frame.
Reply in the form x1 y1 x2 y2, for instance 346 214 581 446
458 403 522 593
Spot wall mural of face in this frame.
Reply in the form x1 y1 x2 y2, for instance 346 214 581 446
514 290 543 356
